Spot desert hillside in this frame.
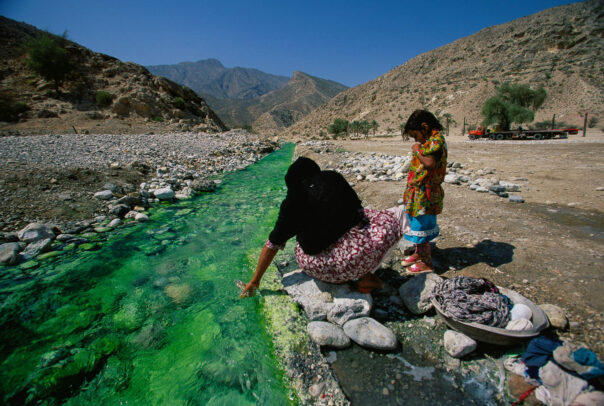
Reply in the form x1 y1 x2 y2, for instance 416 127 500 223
284 0 604 138
0 17 227 134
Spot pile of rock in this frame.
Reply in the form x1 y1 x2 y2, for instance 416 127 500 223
444 161 525 203
0 221 110 267
328 152 412 182
283 270 398 351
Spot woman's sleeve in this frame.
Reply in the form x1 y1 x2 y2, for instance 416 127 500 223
267 197 297 250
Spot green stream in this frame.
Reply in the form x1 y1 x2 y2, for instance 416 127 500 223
0 144 295 405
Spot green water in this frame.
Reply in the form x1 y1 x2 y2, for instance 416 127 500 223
0 144 295 405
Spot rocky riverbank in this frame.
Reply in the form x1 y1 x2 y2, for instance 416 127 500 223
0 130 279 265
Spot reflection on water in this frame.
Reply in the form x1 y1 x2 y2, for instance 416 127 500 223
0 144 295 405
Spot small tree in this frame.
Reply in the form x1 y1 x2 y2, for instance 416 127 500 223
24 32 74 92
371 120 379 136
327 118 349 137
441 113 456 136
96 90 113 108
349 121 361 136
360 120 371 137
173 97 186 110
481 83 547 131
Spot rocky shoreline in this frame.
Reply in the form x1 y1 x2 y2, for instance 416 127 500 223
0 130 280 265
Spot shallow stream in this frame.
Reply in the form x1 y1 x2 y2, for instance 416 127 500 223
0 144 295 405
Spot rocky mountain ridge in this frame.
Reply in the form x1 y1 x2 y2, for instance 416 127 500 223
284 0 604 138
146 58 290 100
216 71 348 133
150 59 348 133
0 17 227 134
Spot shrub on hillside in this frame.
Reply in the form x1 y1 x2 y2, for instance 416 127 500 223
172 97 186 110
95 90 113 108
0 95 30 122
24 32 74 92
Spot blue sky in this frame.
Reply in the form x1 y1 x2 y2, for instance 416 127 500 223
1 0 580 87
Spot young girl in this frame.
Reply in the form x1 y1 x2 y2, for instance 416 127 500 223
401 110 448 274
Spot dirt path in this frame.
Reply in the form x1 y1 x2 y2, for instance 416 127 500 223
298 134 604 358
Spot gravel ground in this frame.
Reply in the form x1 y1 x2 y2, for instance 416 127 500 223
0 130 278 231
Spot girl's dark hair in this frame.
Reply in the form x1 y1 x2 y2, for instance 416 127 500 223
285 157 321 189
403 109 443 135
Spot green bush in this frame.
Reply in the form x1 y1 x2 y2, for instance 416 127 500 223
0 95 30 122
327 118 349 137
24 32 74 91
153 116 164 122
95 90 113 107
172 97 186 110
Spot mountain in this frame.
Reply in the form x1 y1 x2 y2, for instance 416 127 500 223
283 0 604 138
0 17 227 134
146 59 290 100
147 60 348 133
202 71 348 133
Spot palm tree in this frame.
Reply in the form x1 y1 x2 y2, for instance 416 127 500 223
371 120 379 136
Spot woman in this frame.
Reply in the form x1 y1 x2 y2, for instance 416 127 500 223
400 110 448 274
241 157 401 296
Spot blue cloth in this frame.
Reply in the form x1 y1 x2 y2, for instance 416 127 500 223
522 336 563 380
573 348 604 380
403 214 439 244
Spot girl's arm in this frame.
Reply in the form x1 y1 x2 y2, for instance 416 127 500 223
412 143 436 169
241 245 278 297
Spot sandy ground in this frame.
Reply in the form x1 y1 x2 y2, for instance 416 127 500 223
297 130 604 358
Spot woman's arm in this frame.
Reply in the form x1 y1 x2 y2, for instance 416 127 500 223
241 245 278 297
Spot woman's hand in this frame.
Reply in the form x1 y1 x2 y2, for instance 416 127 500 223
240 281 259 298
411 142 421 153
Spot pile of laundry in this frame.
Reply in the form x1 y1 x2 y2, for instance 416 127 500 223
432 276 534 330
505 336 604 405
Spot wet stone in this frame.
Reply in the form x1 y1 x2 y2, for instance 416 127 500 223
307 321 351 349
19 260 39 270
79 243 100 251
444 330 477 358
36 251 62 260
342 317 398 350
399 272 443 315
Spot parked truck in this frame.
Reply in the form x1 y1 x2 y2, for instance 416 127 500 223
468 126 573 140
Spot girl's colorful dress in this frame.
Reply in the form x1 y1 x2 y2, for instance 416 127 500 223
403 129 447 243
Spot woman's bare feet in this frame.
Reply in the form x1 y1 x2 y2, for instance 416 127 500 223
357 272 383 293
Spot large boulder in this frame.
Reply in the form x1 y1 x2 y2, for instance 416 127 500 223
399 272 443 315
0 242 21 265
342 317 398 351
307 321 351 349
18 223 56 243
282 270 372 324
191 179 217 193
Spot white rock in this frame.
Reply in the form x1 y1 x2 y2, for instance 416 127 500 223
444 330 477 358
444 174 460 184
307 321 351 348
124 211 139 219
18 223 55 243
343 317 398 350
94 190 113 200
399 272 443 315
23 238 52 257
135 213 150 222
154 187 175 200
109 218 122 227
475 186 489 193
540 303 568 330
0 242 21 265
